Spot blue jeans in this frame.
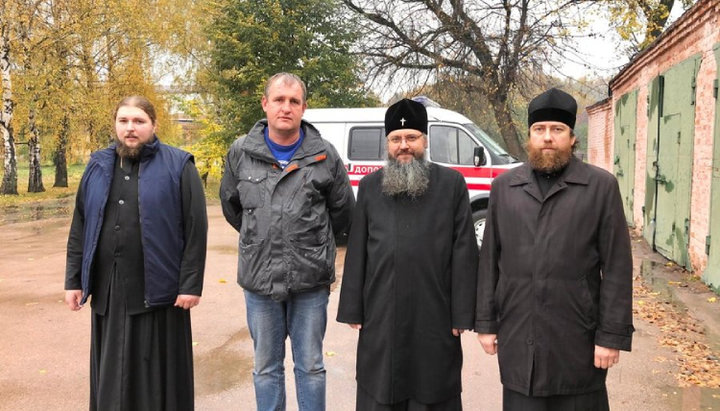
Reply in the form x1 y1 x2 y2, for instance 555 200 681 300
244 287 329 411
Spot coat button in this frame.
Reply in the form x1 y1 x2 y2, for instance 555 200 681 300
114 225 120 231
124 176 130 181
118 199 124 205
527 338 534 345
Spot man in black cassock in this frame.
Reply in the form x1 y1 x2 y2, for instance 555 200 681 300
65 96 207 411
337 98 479 411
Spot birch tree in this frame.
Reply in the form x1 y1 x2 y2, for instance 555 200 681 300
0 1 18 195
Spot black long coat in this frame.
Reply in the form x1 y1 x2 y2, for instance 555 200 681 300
475 157 634 397
337 164 479 405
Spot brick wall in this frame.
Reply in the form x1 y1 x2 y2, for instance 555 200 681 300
586 0 720 274
586 99 612 172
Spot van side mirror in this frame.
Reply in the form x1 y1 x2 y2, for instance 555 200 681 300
473 146 486 166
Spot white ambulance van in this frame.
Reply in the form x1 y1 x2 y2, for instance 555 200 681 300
303 105 521 246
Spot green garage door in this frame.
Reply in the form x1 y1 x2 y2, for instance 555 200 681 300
706 44 720 291
645 56 699 269
614 90 638 226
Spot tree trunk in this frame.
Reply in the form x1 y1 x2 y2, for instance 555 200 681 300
487 89 527 161
53 113 69 187
0 19 17 195
27 97 45 193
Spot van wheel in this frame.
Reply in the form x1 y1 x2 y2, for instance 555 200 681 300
472 210 487 249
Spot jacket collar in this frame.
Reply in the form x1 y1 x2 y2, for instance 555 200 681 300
243 120 325 162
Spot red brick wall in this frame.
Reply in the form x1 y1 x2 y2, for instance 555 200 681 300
586 0 719 274
586 100 612 172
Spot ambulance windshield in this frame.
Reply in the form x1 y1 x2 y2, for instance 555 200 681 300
465 123 519 165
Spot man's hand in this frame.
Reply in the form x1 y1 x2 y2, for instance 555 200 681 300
175 294 201 310
594 345 620 369
348 323 362 330
452 329 465 337
477 333 498 355
65 290 83 311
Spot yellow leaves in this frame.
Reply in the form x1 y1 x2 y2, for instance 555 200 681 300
218 278 227 284
325 351 336 357
707 297 717 303
634 281 720 388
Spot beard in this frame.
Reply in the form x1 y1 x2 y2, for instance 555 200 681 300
382 151 431 198
526 142 573 174
115 135 144 159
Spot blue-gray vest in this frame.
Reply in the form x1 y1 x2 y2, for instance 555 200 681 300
78 138 192 306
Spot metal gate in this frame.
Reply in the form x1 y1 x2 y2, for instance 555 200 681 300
645 56 699 269
614 90 638 226
706 44 720 290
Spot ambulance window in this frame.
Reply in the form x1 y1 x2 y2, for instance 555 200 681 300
349 127 385 160
429 126 477 165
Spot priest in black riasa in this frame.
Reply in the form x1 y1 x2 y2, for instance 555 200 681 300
337 98 479 411
65 96 207 411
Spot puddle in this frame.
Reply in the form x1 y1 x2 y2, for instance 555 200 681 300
640 260 686 307
0 198 73 226
194 328 254 396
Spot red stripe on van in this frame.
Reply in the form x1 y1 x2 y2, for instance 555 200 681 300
346 166 508 178
350 179 491 191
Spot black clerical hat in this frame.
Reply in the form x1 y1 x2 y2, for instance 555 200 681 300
385 98 428 135
528 88 577 129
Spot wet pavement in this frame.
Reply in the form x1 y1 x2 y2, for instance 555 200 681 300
0 204 718 410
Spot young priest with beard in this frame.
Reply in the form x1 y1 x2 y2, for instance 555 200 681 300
337 98 479 411
65 96 207 410
475 88 634 411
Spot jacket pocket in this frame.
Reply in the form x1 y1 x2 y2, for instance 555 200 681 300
237 171 267 209
575 274 597 329
290 239 332 287
239 239 267 289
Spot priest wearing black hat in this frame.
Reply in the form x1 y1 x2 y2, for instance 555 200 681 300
338 98 479 410
475 88 634 410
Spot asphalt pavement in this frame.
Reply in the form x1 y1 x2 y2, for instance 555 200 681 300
0 203 718 410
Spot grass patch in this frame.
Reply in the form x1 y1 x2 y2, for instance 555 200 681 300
0 163 85 207
0 162 221 208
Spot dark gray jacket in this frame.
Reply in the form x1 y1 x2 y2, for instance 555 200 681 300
476 156 634 396
220 119 354 301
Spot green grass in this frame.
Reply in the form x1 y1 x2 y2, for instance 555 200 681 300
0 162 221 207
0 163 86 207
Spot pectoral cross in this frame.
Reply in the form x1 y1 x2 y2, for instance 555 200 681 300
400 117 406 126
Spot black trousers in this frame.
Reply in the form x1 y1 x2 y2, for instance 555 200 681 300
356 385 462 411
503 386 610 411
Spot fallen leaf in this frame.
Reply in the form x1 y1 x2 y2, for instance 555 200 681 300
325 351 336 357
218 279 227 284
708 297 717 303
39 369 47 374
668 281 682 286
192 341 199 346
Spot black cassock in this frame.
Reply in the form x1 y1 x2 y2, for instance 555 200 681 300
66 156 207 411
337 164 478 405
